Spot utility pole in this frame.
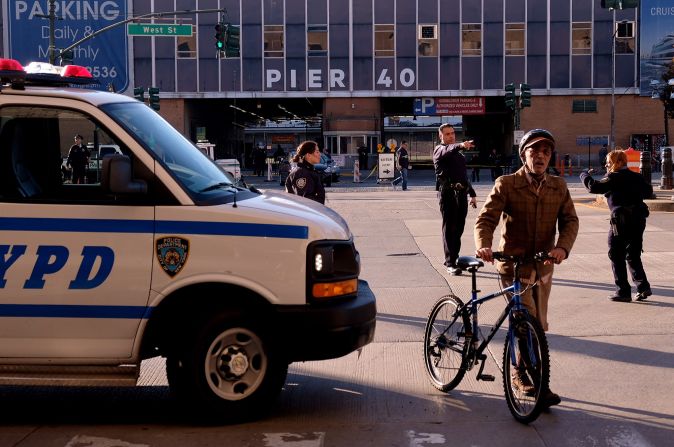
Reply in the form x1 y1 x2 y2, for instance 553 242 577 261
36 0 58 64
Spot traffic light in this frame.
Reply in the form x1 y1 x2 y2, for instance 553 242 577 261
59 49 74 66
225 25 240 58
504 83 516 110
519 83 531 108
133 86 145 102
215 22 226 50
148 87 160 111
601 0 638 9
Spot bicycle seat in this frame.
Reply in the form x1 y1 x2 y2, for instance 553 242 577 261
456 256 484 270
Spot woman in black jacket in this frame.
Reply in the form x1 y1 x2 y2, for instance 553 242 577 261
580 149 653 302
285 140 326 204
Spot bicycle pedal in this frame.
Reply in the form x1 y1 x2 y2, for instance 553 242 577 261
477 354 486 361
477 374 495 382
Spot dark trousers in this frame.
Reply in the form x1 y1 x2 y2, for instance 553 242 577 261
608 219 650 296
439 190 468 267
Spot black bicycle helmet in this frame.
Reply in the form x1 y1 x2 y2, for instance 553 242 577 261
518 128 555 160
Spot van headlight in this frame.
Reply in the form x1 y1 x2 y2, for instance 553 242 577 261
307 241 360 301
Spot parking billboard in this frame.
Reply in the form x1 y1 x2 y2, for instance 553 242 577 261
4 0 129 92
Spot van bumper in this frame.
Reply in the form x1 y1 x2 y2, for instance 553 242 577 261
276 280 376 362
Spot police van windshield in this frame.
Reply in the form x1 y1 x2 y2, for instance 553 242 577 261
102 102 242 202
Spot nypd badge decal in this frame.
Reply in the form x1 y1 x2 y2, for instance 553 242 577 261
156 237 190 277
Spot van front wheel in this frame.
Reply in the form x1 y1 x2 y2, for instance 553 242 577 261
167 315 287 421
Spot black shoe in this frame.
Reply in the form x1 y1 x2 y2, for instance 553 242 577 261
608 294 631 302
635 289 652 301
543 390 561 408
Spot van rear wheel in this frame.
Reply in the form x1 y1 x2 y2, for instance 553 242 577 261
167 314 288 421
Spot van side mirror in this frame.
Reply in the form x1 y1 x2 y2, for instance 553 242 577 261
101 154 147 194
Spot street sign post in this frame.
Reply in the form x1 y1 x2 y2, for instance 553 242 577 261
127 24 193 36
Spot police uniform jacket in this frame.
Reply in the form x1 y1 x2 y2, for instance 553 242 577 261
432 143 476 197
474 166 579 278
580 167 652 215
285 160 326 204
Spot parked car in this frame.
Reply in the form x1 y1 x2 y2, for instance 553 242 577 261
214 158 245 187
315 154 340 187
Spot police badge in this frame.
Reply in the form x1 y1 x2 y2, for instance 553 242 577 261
156 236 190 277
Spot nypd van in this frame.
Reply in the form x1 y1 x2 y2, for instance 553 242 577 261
0 59 375 419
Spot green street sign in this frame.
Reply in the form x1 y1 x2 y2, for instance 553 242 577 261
127 23 193 36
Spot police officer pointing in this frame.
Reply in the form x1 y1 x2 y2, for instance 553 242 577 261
580 149 653 302
285 140 326 204
433 123 477 275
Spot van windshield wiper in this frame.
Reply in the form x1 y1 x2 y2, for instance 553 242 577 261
199 182 236 193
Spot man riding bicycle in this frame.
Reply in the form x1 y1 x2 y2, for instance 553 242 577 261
474 128 579 409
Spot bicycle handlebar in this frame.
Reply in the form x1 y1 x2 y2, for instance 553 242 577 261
490 251 554 263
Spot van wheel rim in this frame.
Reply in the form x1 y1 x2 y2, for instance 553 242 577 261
205 327 267 400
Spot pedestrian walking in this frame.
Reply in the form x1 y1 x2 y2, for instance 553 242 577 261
433 124 477 275
285 141 326 204
475 128 579 409
580 149 653 302
393 140 410 190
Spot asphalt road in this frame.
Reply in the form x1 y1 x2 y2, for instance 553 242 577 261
1 180 672 447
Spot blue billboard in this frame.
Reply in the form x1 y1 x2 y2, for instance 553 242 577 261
639 0 674 95
5 0 129 92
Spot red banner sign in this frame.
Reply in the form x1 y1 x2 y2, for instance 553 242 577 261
434 97 485 115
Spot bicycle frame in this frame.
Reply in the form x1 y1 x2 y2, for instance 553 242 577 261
460 261 533 371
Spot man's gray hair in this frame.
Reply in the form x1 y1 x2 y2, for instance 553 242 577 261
438 123 454 132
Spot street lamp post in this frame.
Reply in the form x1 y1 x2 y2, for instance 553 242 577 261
610 14 627 151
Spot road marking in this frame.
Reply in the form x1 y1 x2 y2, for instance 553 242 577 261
263 433 325 447
405 430 445 446
65 436 148 447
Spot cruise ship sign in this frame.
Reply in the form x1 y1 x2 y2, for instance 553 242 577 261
5 1 129 92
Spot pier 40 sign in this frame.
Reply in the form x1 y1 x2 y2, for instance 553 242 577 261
6 0 129 92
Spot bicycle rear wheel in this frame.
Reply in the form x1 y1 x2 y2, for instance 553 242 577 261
423 295 471 392
502 313 550 424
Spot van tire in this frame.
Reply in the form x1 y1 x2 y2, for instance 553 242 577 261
167 313 287 421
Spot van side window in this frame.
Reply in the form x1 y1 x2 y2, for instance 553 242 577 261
0 106 152 204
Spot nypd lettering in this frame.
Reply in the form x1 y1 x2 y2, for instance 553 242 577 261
0 244 114 289
156 237 189 277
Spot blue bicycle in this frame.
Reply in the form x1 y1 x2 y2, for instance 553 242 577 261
423 252 552 424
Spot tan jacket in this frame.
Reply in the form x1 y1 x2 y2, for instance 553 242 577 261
474 167 579 278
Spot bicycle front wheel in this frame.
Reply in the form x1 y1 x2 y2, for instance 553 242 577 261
502 313 550 424
423 295 471 392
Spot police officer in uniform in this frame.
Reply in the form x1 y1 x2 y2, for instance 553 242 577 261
67 134 90 184
433 124 477 275
285 140 326 204
580 149 653 302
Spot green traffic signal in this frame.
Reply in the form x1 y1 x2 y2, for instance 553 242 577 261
504 83 516 110
519 83 531 108
225 25 240 58
215 22 226 50
148 87 160 111
601 0 638 9
133 86 145 102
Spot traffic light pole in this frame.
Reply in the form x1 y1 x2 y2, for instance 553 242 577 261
46 1 224 65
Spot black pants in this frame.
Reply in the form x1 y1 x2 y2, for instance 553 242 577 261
608 218 650 296
439 189 468 267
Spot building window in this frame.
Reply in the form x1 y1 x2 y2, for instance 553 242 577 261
615 21 635 54
505 23 525 56
176 25 196 59
375 24 394 57
308 25 328 56
418 24 438 56
572 22 592 55
572 99 597 113
264 25 284 58
462 24 481 56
